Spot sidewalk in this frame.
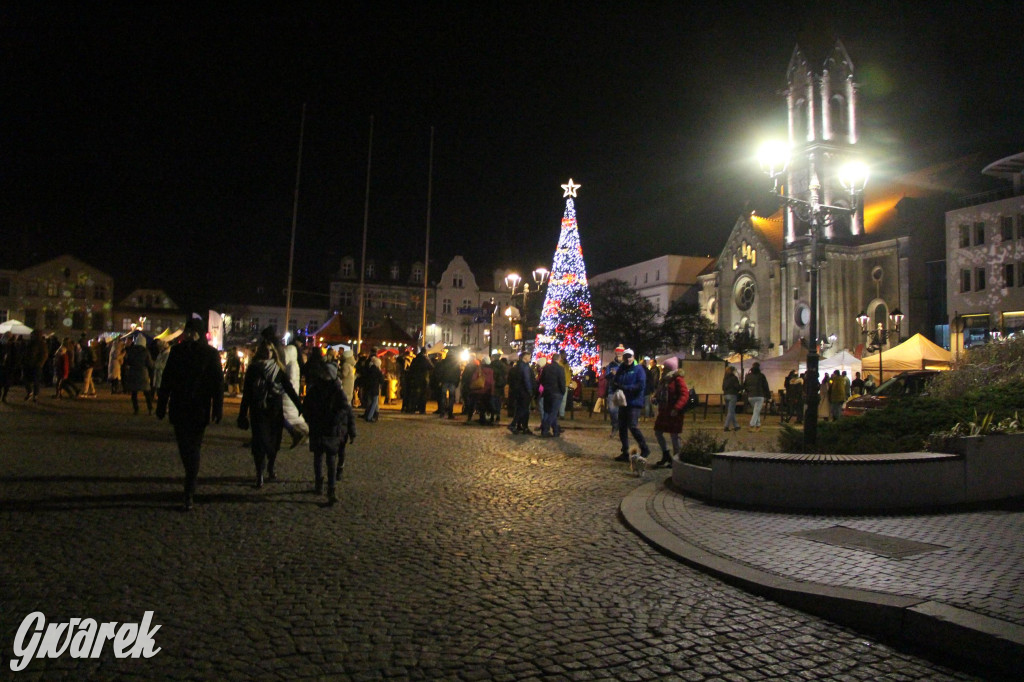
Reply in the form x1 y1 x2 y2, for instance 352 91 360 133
621 474 1024 679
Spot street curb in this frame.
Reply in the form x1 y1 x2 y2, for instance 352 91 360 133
620 481 1024 679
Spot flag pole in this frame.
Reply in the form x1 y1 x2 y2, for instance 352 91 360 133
421 126 434 349
284 103 306 340
357 115 374 355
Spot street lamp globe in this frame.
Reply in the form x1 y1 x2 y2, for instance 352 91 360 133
504 272 521 292
533 267 549 286
838 161 870 195
758 141 790 180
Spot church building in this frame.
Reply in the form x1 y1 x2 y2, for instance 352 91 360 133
699 41 949 359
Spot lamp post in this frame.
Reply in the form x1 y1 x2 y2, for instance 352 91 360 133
505 269 549 352
759 142 867 447
857 308 902 384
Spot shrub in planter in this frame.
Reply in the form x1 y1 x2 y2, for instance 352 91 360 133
678 428 728 467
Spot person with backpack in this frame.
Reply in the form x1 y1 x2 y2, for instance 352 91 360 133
237 337 302 489
302 348 356 505
652 357 689 469
155 317 225 511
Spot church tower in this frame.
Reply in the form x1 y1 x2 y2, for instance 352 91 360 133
783 41 863 243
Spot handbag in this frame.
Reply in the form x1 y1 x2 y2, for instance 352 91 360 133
611 389 627 407
592 396 605 413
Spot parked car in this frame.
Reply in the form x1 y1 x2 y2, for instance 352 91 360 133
842 369 940 417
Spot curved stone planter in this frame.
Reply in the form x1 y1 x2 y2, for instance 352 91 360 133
671 433 1024 511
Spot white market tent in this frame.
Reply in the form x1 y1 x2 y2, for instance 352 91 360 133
800 349 862 378
0 319 32 336
859 333 952 382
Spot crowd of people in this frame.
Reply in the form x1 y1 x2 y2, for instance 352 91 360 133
3 323 884 511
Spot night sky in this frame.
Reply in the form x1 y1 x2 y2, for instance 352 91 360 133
3 2 1024 310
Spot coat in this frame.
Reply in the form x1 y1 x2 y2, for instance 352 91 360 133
742 369 770 399
654 371 689 434
122 343 154 392
156 338 225 426
613 361 646 408
303 360 356 453
539 362 566 396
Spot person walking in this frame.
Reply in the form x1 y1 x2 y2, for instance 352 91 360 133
237 337 302 488
79 340 100 397
818 372 832 422
302 348 356 505
787 371 805 424
361 355 384 422
507 351 535 434
282 339 310 446
225 347 243 397
722 365 742 431
490 355 508 424
107 337 125 394
829 369 847 421
155 318 225 511
653 357 689 468
469 356 495 424
743 361 771 430
539 353 566 437
612 349 650 473
122 333 154 415
605 345 625 435
340 348 356 405
53 339 80 399
23 330 47 401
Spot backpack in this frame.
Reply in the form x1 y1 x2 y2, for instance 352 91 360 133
684 386 699 411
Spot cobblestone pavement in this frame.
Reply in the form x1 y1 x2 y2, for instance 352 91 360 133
0 395 984 680
645 485 1024 627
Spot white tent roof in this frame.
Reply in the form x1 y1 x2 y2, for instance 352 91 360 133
0 319 32 336
800 349 862 378
859 333 951 381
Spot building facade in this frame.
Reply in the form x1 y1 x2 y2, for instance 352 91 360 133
329 256 431 343
589 255 715 316
114 288 186 334
432 256 504 350
946 152 1024 352
0 255 114 336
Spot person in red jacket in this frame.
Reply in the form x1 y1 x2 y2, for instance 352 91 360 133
652 357 689 469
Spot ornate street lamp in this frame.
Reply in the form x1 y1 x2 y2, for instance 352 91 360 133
857 307 902 384
759 143 867 446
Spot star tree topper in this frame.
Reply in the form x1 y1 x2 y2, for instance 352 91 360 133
561 178 581 198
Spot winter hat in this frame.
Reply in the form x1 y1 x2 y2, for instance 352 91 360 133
260 326 278 344
481 356 491 365
662 357 679 372
371 356 381 368
343 348 354 359
184 317 205 335
614 344 625 354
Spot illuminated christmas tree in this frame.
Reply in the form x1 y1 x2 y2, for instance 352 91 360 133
533 179 601 372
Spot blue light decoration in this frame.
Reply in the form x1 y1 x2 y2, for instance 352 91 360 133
533 180 601 373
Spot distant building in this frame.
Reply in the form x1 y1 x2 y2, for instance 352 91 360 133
216 302 329 348
114 288 185 334
589 255 716 316
329 256 431 343
946 152 1024 352
0 254 114 335
432 256 505 350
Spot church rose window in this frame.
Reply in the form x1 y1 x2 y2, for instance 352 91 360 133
734 277 756 311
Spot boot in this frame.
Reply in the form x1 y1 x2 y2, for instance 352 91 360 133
327 488 338 506
314 477 324 495
657 450 672 468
